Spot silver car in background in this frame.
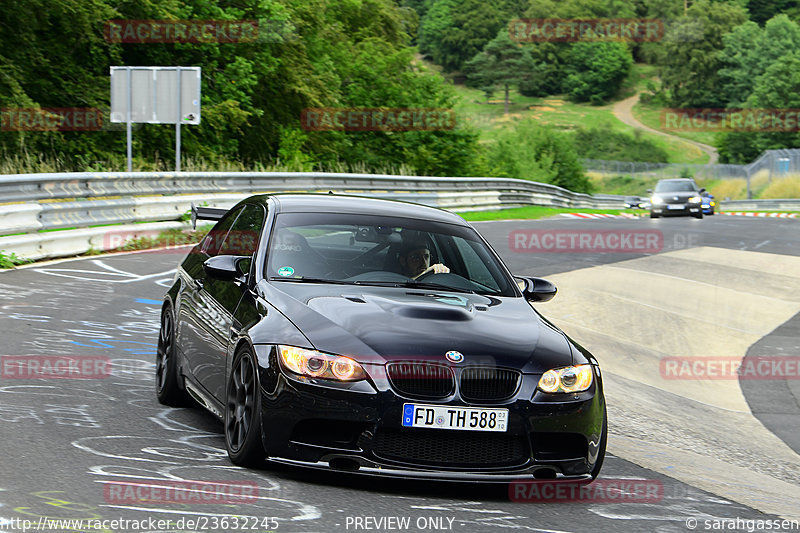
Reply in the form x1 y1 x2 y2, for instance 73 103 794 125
648 179 705 219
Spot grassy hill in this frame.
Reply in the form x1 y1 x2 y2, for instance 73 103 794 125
450 64 800 199
452 64 710 166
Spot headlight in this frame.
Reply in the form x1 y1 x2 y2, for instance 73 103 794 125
689 196 702 204
278 345 366 381
651 196 664 205
537 364 593 393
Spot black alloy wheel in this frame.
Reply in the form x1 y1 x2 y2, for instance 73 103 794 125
156 305 189 406
225 348 266 466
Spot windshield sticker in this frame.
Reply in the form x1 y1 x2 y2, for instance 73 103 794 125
277 266 295 277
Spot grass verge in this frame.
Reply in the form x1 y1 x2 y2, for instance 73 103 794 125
457 206 628 221
0 251 32 269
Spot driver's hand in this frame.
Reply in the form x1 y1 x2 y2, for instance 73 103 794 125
412 263 449 279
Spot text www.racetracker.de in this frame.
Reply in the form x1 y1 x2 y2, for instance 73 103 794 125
0 515 280 531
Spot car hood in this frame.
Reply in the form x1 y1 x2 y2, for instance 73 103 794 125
257 281 573 373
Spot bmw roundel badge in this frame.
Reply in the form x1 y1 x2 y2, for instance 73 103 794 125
445 351 464 363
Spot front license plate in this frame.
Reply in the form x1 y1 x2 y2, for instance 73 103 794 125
667 204 685 210
401 404 508 432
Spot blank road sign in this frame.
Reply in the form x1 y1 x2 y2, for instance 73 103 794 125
110 66 201 124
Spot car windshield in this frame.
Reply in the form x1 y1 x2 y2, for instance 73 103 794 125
265 212 516 296
655 181 697 193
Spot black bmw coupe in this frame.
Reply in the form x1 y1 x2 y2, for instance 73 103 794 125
157 194 606 481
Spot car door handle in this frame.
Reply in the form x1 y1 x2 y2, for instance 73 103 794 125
194 278 205 290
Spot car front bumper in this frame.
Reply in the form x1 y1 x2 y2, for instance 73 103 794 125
255 347 605 481
651 203 702 216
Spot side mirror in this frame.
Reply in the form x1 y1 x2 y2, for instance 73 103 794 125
203 255 249 281
515 276 557 303
699 187 706 193
646 189 653 194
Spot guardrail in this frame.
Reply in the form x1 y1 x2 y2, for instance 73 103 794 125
0 171 627 262
719 199 800 210
0 171 625 236
1 171 795 263
0 171 618 205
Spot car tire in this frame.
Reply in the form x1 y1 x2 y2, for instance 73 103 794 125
693 212 704 219
225 347 266 467
156 305 190 406
649 211 659 219
709 208 715 215
590 408 607 480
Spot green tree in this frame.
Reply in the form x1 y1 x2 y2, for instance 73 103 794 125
718 15 800 106
418 0 522 72
0 0 482 177
564 42 632 104
746 0 800 25
487 119 591 193
418 0 459 70
659 0 748 107
523 0 637 18
518 42 568 97
298 34 481 176
463 30 539 114
516 0 638 98
718 53 800 163
0 0 121 162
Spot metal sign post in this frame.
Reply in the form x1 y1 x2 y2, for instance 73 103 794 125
110 66 201 172
126 68 132 172
176 66 181 172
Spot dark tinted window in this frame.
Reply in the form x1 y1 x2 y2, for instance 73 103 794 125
200 207 243 257
218 204 265 257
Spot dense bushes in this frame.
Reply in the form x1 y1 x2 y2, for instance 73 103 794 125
574 127 669 162
486 119 592 193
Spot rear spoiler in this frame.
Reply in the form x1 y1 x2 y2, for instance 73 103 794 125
191 203 228 229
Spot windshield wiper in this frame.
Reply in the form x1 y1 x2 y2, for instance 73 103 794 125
269 277 358 285
409 281 476 294
353 280 475 294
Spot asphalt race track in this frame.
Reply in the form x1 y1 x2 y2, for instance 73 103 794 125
0 214 798 533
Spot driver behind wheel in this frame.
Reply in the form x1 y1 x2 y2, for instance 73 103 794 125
398 241 449 279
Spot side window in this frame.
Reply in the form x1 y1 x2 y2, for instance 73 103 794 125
218 204 265 257
201 207 243 257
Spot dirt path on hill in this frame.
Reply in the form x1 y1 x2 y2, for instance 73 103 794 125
613 93 719 164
